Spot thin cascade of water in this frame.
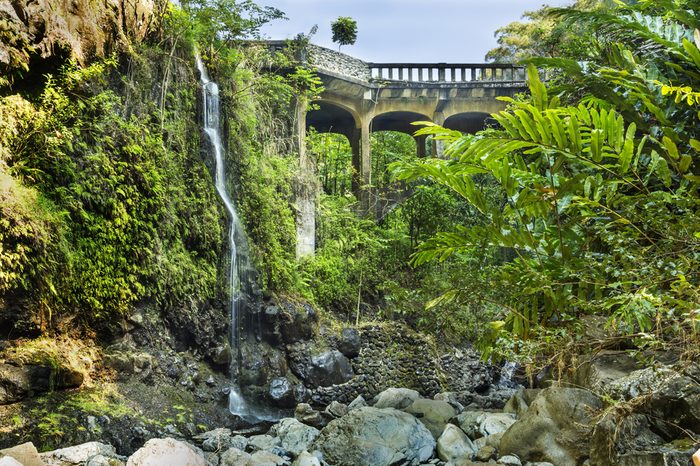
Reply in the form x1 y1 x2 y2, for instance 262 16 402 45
195 54 248 417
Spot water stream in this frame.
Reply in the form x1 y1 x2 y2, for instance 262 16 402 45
195 54 249 417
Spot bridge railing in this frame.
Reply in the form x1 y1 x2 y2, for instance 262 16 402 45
368 63 526 83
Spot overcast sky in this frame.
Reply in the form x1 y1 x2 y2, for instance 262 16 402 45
259 0 573 63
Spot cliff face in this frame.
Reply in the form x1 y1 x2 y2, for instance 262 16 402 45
0 0 155 70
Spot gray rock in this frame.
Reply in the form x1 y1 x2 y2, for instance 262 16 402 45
126 438 206 466
0 363 83 404
404 399 457 439
195 428 232 452
220 447 252 466
292 451 321 466
314 406 436 466
436 424 477 463
503 389 541 418
249 450 285 466
338 328 361 358
212 344 232 366
324 401 349 419
269 377 296 408
479 412 516 437
499 388 603 466
372 388 420 409
86 455 123 466
248 435 281 453
433 392 465 413
268 418 320 456
498 454 522 465
347 395 367 411
41 441 120 465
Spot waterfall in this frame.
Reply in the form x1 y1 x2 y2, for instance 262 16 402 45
195 54 248 417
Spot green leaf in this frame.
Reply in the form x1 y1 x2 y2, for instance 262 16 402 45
662 136 680 160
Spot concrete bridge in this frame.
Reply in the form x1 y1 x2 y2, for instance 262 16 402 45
276 42 528 257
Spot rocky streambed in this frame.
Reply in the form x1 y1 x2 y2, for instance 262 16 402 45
2 354 699 466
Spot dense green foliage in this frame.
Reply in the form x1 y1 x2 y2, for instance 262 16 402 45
395 0 700 361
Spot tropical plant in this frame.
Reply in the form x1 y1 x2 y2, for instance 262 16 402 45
393 0 700 358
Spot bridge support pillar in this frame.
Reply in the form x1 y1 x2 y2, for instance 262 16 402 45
350 120 372 214
415 135 428 158
295 97 316 258
432 112 447 158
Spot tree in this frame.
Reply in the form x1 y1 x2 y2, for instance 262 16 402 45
331 16 358 51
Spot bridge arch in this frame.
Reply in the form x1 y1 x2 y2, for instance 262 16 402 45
306 101 360 138
370 111 431 135
443 111 492 134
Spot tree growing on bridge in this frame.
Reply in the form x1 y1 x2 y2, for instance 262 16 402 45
331 16 357 51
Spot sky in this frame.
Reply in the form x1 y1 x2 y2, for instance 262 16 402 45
259 0 573 63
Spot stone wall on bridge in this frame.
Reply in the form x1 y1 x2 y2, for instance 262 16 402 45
308 44 371 82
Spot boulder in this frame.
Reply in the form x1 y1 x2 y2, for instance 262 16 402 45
498 455 522 465
475 445 496 462
503 388 541 418
292 451 321 466
0 458 23 466
404 398 457 438
295 403 324 429
433 392 465 413
324 401 349 419
499 387 603 466
479 412 516 437
41 441 121 465
268 377 295 408
314 406 435 466
194 428 232 452
126 438 206 466
372 388 420 410
0 363 84 404
306 350 353 387
347 395 367 411
220 447 251 466
249 451 284 466
338 328 361 358
247 435 281 453
436 424 477 463
0 442 43 466
268 418 320 456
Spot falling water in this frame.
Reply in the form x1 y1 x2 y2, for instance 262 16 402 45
195 54 248 417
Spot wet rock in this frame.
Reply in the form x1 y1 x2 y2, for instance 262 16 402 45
273 302 317 344
338 328 361 358
499 388 603 466
314 407 435 466
126 438 206 466
372 387 420 409
41 441 122 465
404 399 457 439
0 442 42 466
436 424 477 463
212 344 232 366
268 377 295 408
268 418 320 457
306 350 353 388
